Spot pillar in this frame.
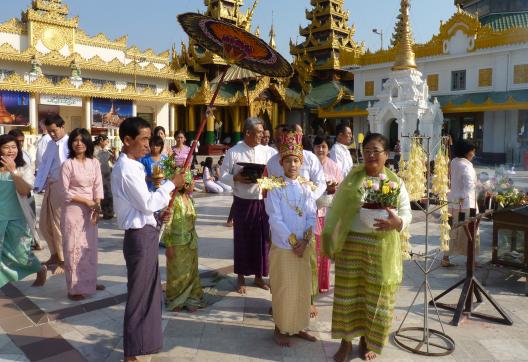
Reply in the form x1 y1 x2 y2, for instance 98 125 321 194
29 93 38 135
205 107 215 145
132 101 137 117
280 107 286 125
187 105 195 140
272 102 279 131
83 97 91 133
232 106 242 143
169 104 176 136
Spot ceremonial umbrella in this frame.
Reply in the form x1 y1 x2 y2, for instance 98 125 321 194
211 65 260 116
163 13 293 212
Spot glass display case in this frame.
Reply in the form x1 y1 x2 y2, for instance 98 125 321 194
493 206 528 270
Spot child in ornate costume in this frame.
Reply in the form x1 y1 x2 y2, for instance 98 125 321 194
262 132 318 347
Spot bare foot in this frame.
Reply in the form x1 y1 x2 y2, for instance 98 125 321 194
96 284 106 291
268 307 273 315
333 339 352 362
237 275 246 294
294 330 317 342
68 294 86 301
124 357 139 362
32 265 47 287
43 254 58 267
359 336 377 361
254 277 269 291
274 327 290 347
441 256 456 267
53 263 65 275
226 220 233 227
310 304 318 318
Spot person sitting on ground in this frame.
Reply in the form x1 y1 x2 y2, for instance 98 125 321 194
203 156 232 193
264 130 317 347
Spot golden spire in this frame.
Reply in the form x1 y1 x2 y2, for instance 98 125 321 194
243 0 259 31
392 0 416 71
269 14 277 49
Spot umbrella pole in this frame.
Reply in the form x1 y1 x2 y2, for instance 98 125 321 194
163 66 230 220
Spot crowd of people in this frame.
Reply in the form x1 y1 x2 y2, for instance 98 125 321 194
0 112 484 362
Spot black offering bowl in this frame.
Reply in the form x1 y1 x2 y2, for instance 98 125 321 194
237 162 266 183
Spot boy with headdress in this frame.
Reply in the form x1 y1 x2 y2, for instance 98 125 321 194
263 131 318 347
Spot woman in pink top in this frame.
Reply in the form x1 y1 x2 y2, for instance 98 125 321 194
171 130 191 168
313 136 343 292
61 128 104 300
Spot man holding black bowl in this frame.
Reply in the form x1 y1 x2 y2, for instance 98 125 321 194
220 117 272 294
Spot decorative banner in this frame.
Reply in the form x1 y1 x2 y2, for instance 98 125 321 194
91 98 133 128
40 94 82 107
0 91 30 126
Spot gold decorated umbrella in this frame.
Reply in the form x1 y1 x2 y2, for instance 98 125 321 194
211 65 261 116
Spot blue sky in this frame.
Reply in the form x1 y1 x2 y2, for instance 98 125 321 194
3 0 457 59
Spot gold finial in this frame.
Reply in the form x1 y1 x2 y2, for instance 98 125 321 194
244 0 259 30
392 0 416 71
269 12 277 49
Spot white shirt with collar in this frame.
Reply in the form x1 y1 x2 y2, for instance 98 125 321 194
266 150 327 200
330 142 353 178
35 134 51 171
34 135 69 192
220 141 270 200
111 153 175 230
264 177 317 250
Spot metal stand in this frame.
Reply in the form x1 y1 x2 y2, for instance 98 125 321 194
430 210 513 326
393 135 455 356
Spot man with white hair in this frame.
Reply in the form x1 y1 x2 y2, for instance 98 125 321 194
221 117 274 294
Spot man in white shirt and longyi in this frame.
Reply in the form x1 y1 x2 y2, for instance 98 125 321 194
111 117 185 362
34 114 69 274
329 123 354 178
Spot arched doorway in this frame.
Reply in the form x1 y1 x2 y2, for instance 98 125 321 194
388 118 399 149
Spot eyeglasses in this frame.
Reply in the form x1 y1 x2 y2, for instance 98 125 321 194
363 149 385 157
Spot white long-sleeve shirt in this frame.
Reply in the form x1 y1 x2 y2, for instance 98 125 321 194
448 157 477 210
330 142 353 178
220 141 270 200
35 134 51 171
34 135 69 192
111 153 175 230
266 150 327 200
264 177 317 250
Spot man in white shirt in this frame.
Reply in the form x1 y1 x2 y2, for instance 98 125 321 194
111 117 184 361
34 114 69 273
221 117 273 294
261 128 278 159
330 124 353 177
35 124 51 173
267 125 327 200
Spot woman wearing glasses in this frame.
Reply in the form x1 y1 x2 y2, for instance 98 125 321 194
323 133 412 361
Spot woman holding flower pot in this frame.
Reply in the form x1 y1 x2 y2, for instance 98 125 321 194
323 133 412 361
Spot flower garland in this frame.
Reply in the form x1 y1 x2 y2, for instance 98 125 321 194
403 138 428 202
431 142 451 252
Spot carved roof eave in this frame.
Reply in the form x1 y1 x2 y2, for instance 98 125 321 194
0 73 187 104
33 0 69 16
23 8 79 28
0 18 26 35
0 44 188 81
76 30 128 51
306 7 350 22
340 7 528 68
189 90 241 106
300 21 351 36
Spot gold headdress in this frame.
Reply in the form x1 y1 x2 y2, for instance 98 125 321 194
279 132 303 161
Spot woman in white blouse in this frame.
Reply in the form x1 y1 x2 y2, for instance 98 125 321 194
442 140 478 267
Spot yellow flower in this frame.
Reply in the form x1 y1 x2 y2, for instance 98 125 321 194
367 180 373 188
382 184 390 194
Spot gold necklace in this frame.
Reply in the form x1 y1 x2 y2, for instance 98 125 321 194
283 181 306 217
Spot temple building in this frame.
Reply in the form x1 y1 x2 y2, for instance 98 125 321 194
177 0 301 149
288 0 365 134
319 0 528 165
0 0 187 139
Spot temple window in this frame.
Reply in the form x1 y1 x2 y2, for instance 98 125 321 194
427 74 439 91
514 64 528 84
365 81 374 96
478 68 493 87
451 70 466 91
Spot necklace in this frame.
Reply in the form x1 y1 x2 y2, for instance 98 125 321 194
283 181 306 217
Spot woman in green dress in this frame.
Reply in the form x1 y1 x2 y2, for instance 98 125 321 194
162 175 205 312
323 133 412 361
0 134 47 288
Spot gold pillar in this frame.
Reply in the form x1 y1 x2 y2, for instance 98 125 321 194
280 107 286 124
206 107 215 132
272 102 279 130
187 106 195 131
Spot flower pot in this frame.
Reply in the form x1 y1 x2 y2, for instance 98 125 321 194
359 206 395 229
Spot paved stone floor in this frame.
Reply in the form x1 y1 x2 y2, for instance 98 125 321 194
1 189 528 361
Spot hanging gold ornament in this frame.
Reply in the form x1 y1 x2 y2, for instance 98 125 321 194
432 141 451 252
